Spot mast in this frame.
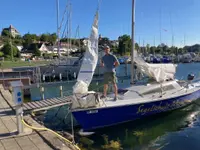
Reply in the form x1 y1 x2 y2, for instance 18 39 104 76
56 0 61 59
69 3 72 56
130 0 135 84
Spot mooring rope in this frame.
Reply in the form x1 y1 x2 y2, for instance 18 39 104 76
21 115 81 150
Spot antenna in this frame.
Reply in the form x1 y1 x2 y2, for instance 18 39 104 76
170 12 174 47
154 36 156 55
159 8 162 45
184 34 186 46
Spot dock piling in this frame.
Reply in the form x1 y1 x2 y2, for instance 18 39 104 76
40 86 45 100
60 85 63 97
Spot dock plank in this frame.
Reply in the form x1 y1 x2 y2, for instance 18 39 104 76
23 103 33 110
0 119 10 135
29 102 41 108
15 136 39 150
0 116 17 133
0 141 5 150
1 138 22 150
45 99 56 105
38 100 54 106
40 131 71 150
26 103 37 109
0 86 74 150
35 101 50 107
47 99 61 105
28 133 52 150
33 101 46 107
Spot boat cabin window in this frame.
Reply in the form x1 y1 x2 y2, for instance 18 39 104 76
141 84 175 95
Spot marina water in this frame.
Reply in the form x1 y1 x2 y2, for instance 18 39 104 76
32 63 200 150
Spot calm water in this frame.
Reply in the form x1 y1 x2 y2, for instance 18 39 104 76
32 63 200 150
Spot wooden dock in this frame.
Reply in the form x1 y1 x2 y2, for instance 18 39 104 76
0 86 76 150
0 87 72 113
23 97 72 113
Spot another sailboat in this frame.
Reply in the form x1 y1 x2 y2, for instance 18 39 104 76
70 0 200 132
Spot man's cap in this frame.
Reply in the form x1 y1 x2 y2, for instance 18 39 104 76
104 45 110 49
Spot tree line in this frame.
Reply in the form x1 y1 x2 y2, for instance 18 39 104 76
1 29 200 61
104 34 200 56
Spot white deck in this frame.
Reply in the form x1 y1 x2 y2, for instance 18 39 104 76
71 80 200 111
101 80 200 108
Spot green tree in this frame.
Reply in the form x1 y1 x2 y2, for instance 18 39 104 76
23 33 37 48
163 45 169 55
178 48 184 54
1 43 18 58
118 35 131 55
0 52 4 57
135 43 140 53
1 29 11 37
32 44 41 56
48 33 57 45
40 34 48 42
150 46 156 55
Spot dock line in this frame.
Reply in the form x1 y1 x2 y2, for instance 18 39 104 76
21 114 81 150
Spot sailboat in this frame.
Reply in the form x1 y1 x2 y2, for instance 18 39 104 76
70 0 200 132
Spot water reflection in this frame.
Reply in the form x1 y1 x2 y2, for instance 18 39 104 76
76 103 200 150
37 63 200 149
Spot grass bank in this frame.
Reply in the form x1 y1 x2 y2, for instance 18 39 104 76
0 60 53 69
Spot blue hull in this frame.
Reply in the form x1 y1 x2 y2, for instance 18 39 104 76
72 90 200 131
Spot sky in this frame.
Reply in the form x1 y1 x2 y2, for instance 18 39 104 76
1 0 200 47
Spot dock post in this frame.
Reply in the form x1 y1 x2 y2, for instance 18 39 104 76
42 74 45 82
73 72 76 79
10 81 24 134
60 85 63 97
59 73 62 81
40 86 45 100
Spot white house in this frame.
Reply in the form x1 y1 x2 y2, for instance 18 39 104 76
0 44 4 49
16 46 23 52
38 43 51 54
20 43 52 57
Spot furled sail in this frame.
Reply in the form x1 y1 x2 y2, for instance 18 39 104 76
73 11 99 94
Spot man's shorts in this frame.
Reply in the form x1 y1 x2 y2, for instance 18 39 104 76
103 72 117 84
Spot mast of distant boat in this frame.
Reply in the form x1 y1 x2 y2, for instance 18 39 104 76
56 0 61 59
131 0 135 84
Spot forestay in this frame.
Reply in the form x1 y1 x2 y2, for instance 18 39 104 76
73 11 99 94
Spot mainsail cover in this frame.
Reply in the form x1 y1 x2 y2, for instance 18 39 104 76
134 56 177 82
73 11 99 94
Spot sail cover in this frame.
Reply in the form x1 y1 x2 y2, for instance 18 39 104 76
73 11 99 94
134 56 177 82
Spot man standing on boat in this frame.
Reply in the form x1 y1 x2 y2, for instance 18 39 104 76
100 45 120 101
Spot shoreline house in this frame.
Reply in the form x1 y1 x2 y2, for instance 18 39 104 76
21 43 51 58
47 42 78 55
16 46 23 52
0 39 4 49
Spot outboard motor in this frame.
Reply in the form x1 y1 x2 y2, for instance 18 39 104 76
187 74 195 81
186 74 195 89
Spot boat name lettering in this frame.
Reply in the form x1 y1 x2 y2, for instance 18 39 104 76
87 110 98 114
137 100 190 115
